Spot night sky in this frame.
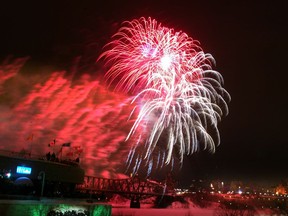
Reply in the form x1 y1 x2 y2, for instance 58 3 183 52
0 1 287 186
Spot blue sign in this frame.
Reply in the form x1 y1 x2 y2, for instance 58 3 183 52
16 166 32 175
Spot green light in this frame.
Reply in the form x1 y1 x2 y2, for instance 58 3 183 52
0 202 112 216
90 205 112 216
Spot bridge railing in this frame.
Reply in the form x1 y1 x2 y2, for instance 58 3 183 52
76 176 170 195
0 149 79 167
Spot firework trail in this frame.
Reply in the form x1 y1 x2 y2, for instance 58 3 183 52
0 58 134 178
0 57 29 90
99 17 230 173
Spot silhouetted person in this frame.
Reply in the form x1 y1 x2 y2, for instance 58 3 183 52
46 152 51 161
51 152 56 161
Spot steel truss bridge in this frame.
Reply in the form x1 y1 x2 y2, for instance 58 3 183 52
76 175 175 197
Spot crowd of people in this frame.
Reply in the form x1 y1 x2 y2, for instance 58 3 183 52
45 152 80 166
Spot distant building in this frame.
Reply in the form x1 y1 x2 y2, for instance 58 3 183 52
189 179 210 193
210 180 226 193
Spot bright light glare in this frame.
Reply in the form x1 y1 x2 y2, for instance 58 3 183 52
160 55 172 70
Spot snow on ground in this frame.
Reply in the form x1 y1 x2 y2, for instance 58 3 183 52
111 206 284 216
109 195 216 216
112 207 215 216
109 195 285 216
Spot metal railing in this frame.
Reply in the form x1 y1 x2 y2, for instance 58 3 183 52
0 149 79 167
76 175 172 196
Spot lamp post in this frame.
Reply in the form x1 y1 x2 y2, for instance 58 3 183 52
38 171 45 200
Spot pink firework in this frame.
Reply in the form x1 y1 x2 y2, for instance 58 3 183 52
100 17 230 174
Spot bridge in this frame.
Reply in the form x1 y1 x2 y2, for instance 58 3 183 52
75 175 175 197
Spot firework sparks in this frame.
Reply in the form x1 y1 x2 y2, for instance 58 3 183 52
99 17 230 173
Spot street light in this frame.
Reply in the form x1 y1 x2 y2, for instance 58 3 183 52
38 171 45 200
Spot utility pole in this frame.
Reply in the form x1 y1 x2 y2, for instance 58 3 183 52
38 171 45 200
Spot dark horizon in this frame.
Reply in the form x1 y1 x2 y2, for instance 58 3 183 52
1 1 287 186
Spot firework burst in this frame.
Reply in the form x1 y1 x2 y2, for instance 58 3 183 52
99 17 230 174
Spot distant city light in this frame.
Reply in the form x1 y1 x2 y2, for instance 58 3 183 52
5 172 11 178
